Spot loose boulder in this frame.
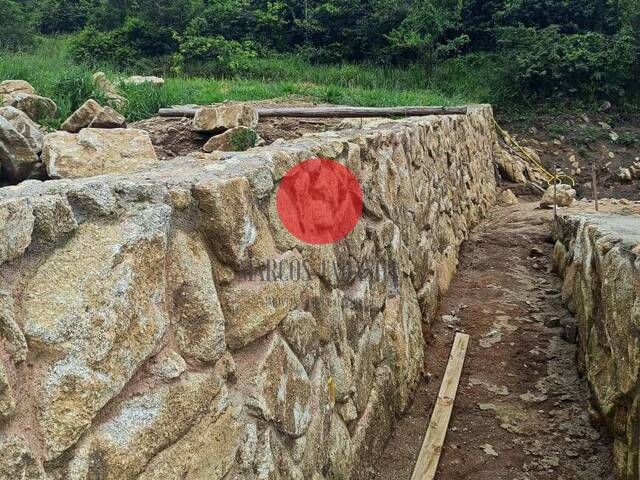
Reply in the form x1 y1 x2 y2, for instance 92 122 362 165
203 126 258 152
61 99 102 133
4 93 57 121
192 104 258 133
0 106 43 153
0 116 39 183
89 106 126 128
92 72 127 107
123 75 164 87
497 189 518 206
42 128 158 179
540 184 576 208
0 80 35 102
61 100 126 132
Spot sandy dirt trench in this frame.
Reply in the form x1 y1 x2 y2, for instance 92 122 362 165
372 199 614 480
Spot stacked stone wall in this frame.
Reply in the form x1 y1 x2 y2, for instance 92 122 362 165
554 213 640 479
0 105 497 479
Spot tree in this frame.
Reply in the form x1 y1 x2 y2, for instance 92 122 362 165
0 0 36 50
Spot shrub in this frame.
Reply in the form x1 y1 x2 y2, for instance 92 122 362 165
172 35 257 76
497 25 637 100
69 17 176 68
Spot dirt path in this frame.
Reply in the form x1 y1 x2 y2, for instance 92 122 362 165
372 199 614 480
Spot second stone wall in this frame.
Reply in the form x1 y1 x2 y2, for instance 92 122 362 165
0 105 497 479
553 213 640 479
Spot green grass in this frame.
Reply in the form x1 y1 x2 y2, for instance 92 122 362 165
0 36 497 128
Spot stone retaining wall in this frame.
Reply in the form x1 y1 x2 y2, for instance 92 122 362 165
553 213 640 479
0 105 497 479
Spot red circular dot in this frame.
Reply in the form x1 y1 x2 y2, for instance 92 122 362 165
276 158 363 244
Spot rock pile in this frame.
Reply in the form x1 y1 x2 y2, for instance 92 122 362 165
0 76 161 184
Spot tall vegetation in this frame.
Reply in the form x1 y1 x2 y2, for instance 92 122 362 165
1 0 639 104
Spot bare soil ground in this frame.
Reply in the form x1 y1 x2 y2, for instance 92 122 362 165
502 110 640 200
371 198 614 480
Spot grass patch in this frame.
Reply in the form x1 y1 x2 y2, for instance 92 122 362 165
1 36 495 128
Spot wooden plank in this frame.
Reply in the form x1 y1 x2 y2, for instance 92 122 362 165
410 332 470 480
157 105 468 119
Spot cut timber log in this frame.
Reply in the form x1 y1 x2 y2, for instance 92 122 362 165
411 332 470 480
158 105 468 119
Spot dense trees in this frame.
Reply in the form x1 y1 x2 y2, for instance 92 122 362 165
1 0 638 102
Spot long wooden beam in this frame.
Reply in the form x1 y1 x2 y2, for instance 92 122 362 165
411 332 470 480
157 105 468 119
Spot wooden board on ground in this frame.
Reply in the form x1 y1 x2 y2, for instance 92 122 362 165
158 105 468 119
411 332 470 480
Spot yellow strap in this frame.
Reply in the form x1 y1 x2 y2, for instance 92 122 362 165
494 119 575 187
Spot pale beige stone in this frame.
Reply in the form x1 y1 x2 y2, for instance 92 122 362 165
23 205 170 459
93 72 127 107
0 291 28 364
31 194 78 242
498 188 518 206
68 371 227 479
61 99 102 132
0 115 39 182
148 350 187 380
0 434 45 479
219 259 308 349
203 126 257 152
193 104 258 132
235 333 312 437
193 176 277 269
0 106 43 153
0 80 35 100
280 309 320 371
123 75 164 86
0 362 15 419
88 106 126 128
169 230 226 362
5 93 57 121
138 404 246 480
541 184 576 208
0 198 34 265
42 128 158 179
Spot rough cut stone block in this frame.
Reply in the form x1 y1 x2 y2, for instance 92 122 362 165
0 106 43 153
541 184 576 208
0 434 45 479
203 126 257 152
123 75 165 86
0 116 39 183
67 372 226 479
0 80 35 101
193 176 277 269
31 194 78 242
0 198 34 265
236 333 312 437
61 99 102 133
88 106 126 129
169 230 226 362
5 93 57 121
193 104 258 132
0 291 28 364
220 273 308 350
22 205 170 460
42 128 158 179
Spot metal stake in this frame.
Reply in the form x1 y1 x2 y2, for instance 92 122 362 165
592 162 599 212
